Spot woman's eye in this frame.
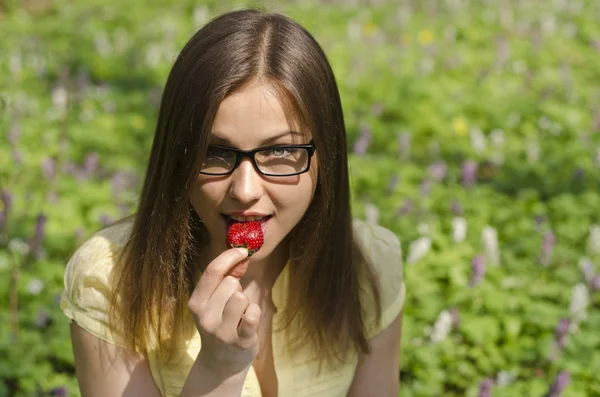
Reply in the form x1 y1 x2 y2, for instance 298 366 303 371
271 148 286 157
208 147 225 157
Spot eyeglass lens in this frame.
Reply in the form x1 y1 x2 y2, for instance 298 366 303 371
201 146 310 175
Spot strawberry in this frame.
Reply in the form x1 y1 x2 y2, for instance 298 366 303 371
226 221 264 256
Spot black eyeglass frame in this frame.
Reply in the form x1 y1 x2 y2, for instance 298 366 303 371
199 139 316 177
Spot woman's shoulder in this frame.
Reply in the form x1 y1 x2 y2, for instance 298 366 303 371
71 218 134 264
63 217 135 291
351 217 402 261
60 217 135 347
351 217 406 338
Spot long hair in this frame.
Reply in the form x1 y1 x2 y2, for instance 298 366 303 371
108 8 382 369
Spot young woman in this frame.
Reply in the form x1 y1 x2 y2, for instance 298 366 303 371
60 8 406 397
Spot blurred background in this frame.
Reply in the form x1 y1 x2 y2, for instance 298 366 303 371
1 0 600 396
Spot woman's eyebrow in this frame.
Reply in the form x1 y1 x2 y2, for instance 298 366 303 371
210 130 305 146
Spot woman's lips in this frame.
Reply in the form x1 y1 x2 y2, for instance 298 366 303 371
221 214 272 239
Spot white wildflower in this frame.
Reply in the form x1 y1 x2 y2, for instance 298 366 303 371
587 224 600 255
52 86 68 111
579 257 595 284
569 283 589 325
27 278 45 295
192 6 210 26
418 57 435 75
430 310 453 343
417 222 429 236
540 15 557 35
364 203 380 225
469 127 487 154
346 19 362 40
9 50 22 75
496 370 517 386
490 128 506 147
482 226 500 266
491 150 505 165
113 27 129 53
512 59 527 74
145 44 163 68
94 31 112 57
407 236 432 264
563 22 577 38
8 239 30 256
452 217 468 243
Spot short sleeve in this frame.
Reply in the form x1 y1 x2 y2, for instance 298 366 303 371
60 223 131 348
353 218 406 339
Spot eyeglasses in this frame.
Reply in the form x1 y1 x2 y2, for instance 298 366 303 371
200 140 316 177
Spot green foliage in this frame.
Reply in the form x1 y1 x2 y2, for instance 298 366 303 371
2 0 600 396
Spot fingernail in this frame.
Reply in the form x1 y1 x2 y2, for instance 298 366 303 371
236 248 248 257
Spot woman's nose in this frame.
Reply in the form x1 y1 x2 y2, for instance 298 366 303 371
227 158 263 203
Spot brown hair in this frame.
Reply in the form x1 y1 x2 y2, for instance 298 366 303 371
108 8 382 370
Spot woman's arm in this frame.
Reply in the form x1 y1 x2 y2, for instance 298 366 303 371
70 322 162 397
346 310 403 397
71 322 248 397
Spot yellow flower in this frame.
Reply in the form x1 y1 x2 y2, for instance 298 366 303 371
362 22 377 37
132 115 146 129
453 117 468 136
418 29 435 45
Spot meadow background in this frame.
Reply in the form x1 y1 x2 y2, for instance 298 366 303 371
1 0 600 396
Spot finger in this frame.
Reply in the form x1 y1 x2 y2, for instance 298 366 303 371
238 303 261 340
221 291 250 337
201 276 242 322
191 248 248 303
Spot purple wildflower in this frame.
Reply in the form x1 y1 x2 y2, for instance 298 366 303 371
99 214 114 226
35 309 51 328
62 160 77 176
35 214 47 240
398 131 411 160
548 370 570 397
83 152 100 177
462 160 478 188
112 171 137 198
42 157 56 179
451 200 463 216
573 168 584 182
353 126 372 155
76 70 90 101
591 275 600 292
539 231 556 266
534 215 546 231
420 178 432 197
470 255 485 287
554 318 570 349
8 120 20 145
387 174 400 194
396 199 413 217
371 103 384 117
449 307 460 328
12 149 23 166
50 386 68 397
31 213 47 259
0 190 11 230
428 160 447 181
478 378 494 397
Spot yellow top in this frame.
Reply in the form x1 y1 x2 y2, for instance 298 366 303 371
60 217 406 397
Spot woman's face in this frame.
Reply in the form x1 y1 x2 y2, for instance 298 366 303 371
190 81 318 266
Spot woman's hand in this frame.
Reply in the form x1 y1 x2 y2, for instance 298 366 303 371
187 248 262 377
